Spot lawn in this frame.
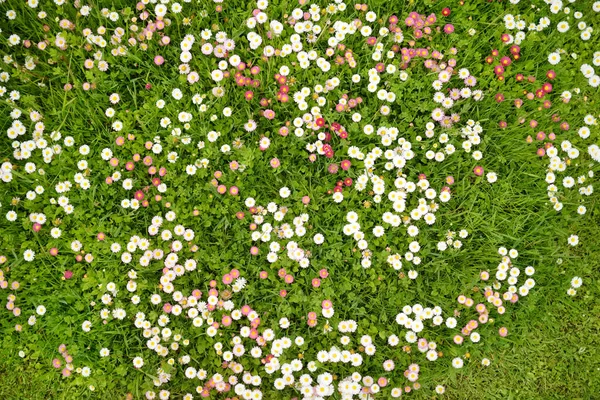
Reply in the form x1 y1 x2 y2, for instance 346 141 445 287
0 0 599 399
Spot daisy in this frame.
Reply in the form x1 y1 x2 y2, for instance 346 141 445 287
279 187 291 198
567 235 579 246
133 357 144 368
23 249 35 261
548 52 561 65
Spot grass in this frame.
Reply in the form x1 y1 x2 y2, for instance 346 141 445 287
0 0 599 398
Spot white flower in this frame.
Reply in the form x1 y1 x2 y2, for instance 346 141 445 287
567 234 579 246
279 187 290 198
332 192 343 203
452 357 464 368
23 249 35 261
373 226 385 237
548 52 561 65
557 21 569 33
82 320 92 332
133 356 144 368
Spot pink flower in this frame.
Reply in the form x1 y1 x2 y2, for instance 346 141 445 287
270 158 280 168
443 24 455 34
536 132 546 141
240 305 251 316
134 190 144 201
473 166 484 176
263 109 275 120
154 55 165 65
340 160 351 171
431 108 444 121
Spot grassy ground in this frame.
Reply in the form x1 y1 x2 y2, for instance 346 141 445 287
1 0 599 399
2 109 597 400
